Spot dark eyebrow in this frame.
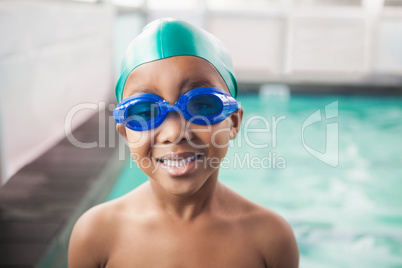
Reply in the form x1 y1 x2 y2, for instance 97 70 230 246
127 80 214 96
184 80 214 90
130 88 158 95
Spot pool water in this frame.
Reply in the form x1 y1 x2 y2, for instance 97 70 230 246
106 94 402 268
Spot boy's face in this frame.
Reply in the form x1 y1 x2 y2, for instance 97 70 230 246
117 56 243 197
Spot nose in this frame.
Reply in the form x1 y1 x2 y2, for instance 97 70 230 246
155 110 192 145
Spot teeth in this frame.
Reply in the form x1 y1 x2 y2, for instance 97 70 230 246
161 156 195 167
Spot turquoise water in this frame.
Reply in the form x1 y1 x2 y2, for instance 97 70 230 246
107 94 402 268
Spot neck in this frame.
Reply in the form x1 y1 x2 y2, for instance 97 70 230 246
148 170 222 221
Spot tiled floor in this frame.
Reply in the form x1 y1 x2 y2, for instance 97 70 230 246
0 107 124 268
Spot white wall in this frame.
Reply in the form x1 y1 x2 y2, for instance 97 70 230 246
206 7 402 84
208 16 284 82
290 15 366 74
0 1 114 183
376 17 402 74
114 13 146 81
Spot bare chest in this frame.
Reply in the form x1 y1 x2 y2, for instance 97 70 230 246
104 222 266 268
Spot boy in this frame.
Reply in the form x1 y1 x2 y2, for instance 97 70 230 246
68 18 299 268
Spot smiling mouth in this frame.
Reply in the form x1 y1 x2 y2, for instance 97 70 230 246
156 153 203 167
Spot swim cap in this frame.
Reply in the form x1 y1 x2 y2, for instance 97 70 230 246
115 18 238 102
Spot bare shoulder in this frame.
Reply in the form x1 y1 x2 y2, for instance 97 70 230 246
221 186 299 268
68 196 129 268
246 203 299 268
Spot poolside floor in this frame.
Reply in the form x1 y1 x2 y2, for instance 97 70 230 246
0 105 125 268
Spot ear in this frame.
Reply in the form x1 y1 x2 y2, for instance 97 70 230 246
229 106 243 140
116 123 127 140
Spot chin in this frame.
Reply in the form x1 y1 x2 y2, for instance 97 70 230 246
163 180 204 197
166 182 201 197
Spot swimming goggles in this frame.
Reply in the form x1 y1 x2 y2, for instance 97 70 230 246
113 87 239 131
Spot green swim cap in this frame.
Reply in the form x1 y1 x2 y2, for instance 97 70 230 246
115 18 238 102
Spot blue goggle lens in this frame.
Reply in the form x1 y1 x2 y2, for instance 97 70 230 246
126 102 159 122
187 95 223 117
